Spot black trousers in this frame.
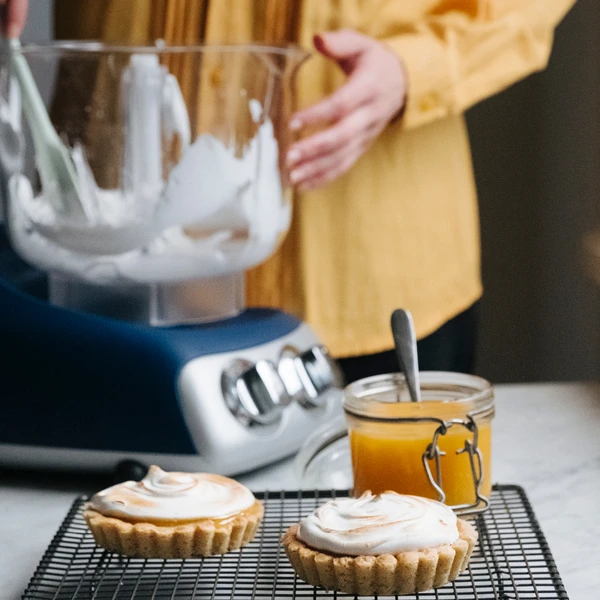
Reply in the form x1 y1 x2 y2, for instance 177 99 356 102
337 303 479 384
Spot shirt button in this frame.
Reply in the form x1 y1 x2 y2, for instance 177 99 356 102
418 92 441 112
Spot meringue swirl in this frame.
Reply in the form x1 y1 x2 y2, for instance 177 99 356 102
297 492 458 555
88 466 255 521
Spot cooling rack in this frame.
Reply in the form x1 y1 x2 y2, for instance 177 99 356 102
21 485 568 600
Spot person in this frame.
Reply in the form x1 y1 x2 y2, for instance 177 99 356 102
0 0 26 40
2 0 576 381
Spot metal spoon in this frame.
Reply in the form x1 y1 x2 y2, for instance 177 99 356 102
391 309 421 402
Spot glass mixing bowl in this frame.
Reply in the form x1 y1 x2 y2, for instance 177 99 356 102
0 43 308 286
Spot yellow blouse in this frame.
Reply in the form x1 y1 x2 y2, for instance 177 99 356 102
55 0 575 357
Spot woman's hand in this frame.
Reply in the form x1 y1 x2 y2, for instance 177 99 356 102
286 29 408 191
1 0 28 39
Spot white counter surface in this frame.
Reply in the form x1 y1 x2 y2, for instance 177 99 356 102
2 382 599 600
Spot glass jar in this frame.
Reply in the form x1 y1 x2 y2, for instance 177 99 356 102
344 372 495 513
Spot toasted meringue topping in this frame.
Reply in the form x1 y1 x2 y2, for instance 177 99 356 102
88 466 255 521
297 491 458 555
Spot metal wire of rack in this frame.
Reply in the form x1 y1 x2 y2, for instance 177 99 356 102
21 485 568 600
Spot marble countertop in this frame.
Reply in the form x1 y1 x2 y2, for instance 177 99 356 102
1 382 599 600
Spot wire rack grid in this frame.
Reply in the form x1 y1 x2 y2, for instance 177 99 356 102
22 485 569 600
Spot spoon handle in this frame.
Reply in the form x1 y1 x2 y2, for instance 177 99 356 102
9 38 86 220
391 309 422 402
9 39 58 143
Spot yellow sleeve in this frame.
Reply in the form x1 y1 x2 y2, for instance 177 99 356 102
375 0 577 129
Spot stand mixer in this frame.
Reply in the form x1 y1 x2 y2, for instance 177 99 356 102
0 42 343 475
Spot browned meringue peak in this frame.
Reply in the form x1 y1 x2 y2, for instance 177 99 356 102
297 491 458 555
88 466 256 521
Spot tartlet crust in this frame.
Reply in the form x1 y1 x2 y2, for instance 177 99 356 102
84 500 264 559
282 517 477 596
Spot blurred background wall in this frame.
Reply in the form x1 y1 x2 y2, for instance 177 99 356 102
468 0 600 382
20 0 600 383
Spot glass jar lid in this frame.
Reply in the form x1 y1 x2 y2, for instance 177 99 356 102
295 414 353 490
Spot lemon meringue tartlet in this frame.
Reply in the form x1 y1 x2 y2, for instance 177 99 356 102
282 491 477 596
84 466 263 558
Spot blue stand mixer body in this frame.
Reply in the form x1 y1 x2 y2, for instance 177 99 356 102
0 246 339 474
0 277 295 454
0 41 341 474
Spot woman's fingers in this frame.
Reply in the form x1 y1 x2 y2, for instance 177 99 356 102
4 0 28 38
290 142 358 187
297 146 365 191
289 72 373 132
286 29 408 191
312 29 373 69
290 130 373 190
287 105 375 170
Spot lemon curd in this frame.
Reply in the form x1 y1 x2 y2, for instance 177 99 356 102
344 373 495 508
